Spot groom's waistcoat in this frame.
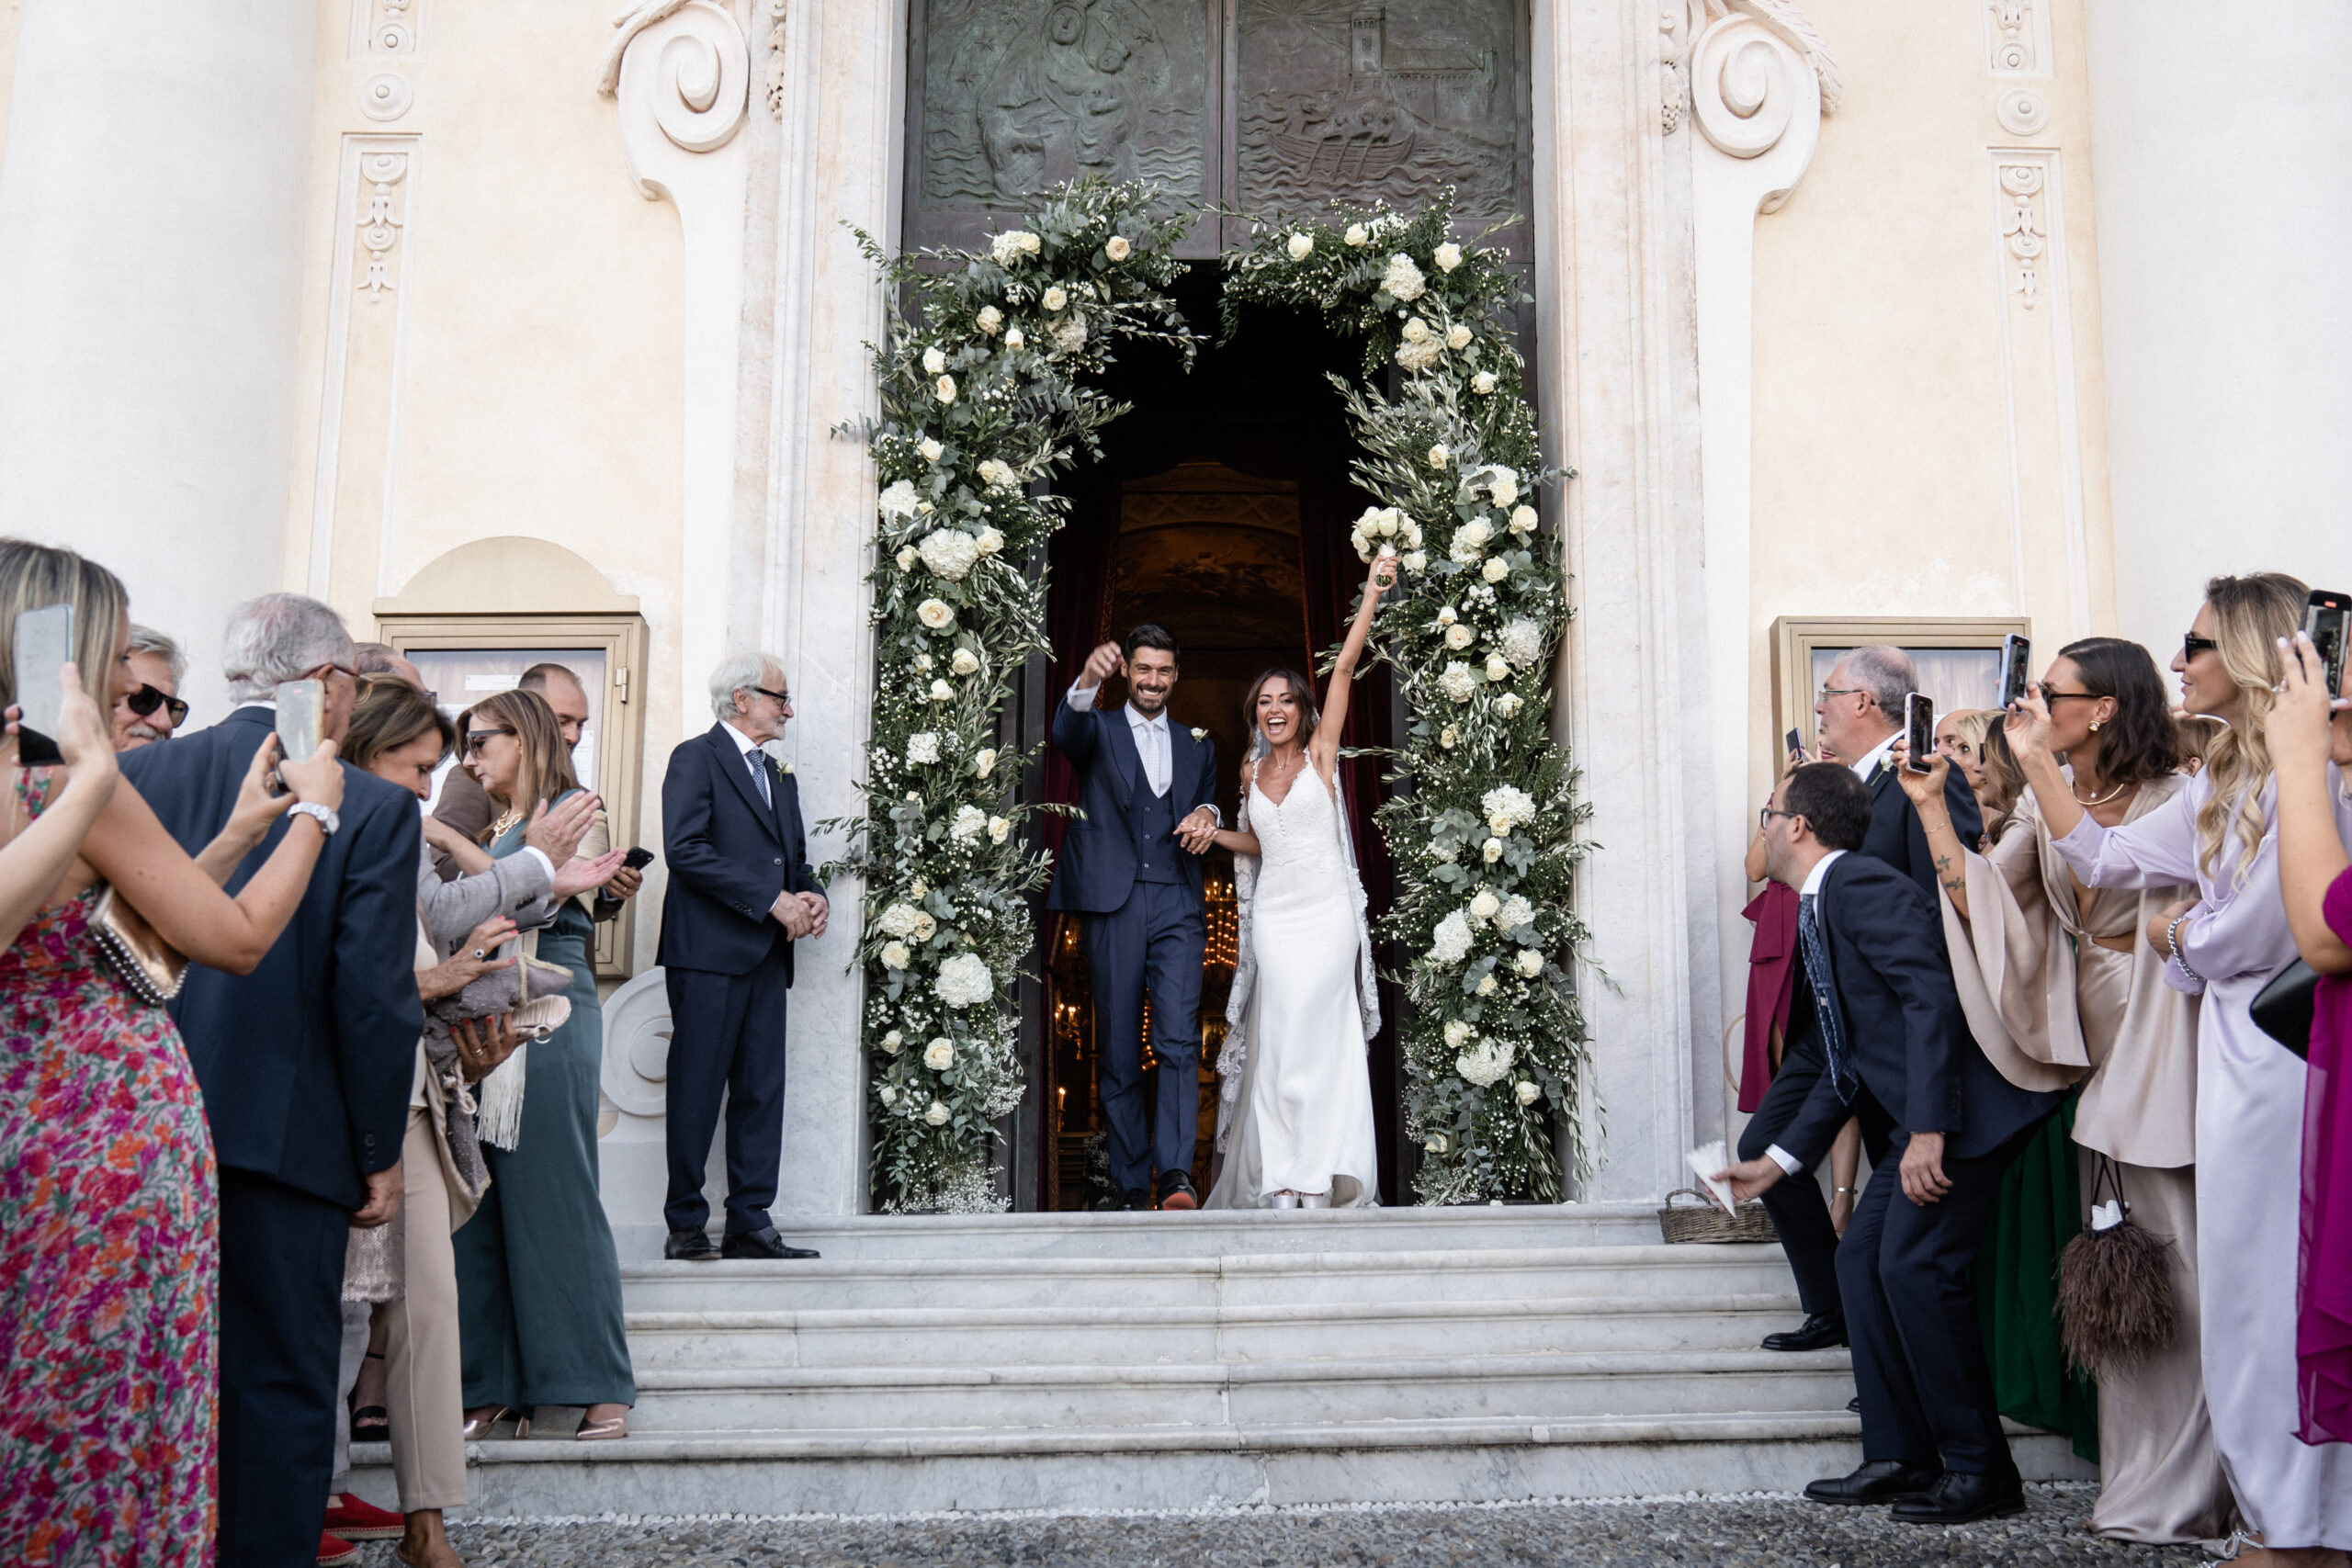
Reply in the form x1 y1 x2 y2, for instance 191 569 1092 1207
1130 782 1181 886
1045 698 1217 914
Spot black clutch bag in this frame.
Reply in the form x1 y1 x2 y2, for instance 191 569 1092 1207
2251 958 2321 1060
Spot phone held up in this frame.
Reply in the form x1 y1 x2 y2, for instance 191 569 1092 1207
621 845 657 872
11 603 72 767
1999 632 2032 711
271 679 325 795
2305 589 2350 702
1905 692 1936 773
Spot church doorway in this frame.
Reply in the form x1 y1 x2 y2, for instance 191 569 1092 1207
1027 269 1405 1209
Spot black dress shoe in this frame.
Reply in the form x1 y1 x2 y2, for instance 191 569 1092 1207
1803 1461 1943 1506
1891 1470 2025 1524
1847 1394 1862 1413
1156 1171 1198 1212
719 1225 820 1260
664 1228 718 1261
1117 1188 1151 1212
1762 1310 1848 1351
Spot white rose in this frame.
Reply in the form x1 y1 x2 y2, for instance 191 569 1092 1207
1444 623 1475 651
976 525 1004 555
1476 974 1498 997
1439 662 1477 703
1190 728 1207 740
1004 325 1026 350
950 804 988 842
1515 1078 1540 1105
917 527 982 581
880 1029 904 1054
922 346 946 375
1489 472 1519 507
1021 231 1043 256
1043 286 1068 312
911 911 937 942
1436 605 1458 626
1443 1019 1474 1049
930 678 955 702
950 649 979 676
974 748 998 778
1424 1133 1449 1154
976 307 1001 336
1516 950 1544 978
1104 235 1131 261
1403 550 1427 572
1400 317 1430 344
876 902 921 938
934 951 991 1008
878 479 920 519
1488 812 1513 837
1482 558 1510 584
1344 223 1369 247
1434 241 1464 272
1440 727 1458 749
988 815 1010 844
1470 890 1501 922
923 1037 955 1070
1381 253 1426 302
905 732 941 764
919 436 945 462
976 457 1015 489
896 546 921 572
934 375 956 403
1486 654 1510 682
1286 231 1314 261
1446 324 1472 351
910 878 927 897
1497 692 1522 718
925 1100 951 1126
879 1084 898 1106
1459 519 1493 547
1483 838 1503 863
1509 504 1537 534
1429 445 1451 469
1472 371 1498 395
1429 909 1474 964
879 941 910 971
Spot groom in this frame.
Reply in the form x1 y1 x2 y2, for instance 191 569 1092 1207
1048 625 1220 1212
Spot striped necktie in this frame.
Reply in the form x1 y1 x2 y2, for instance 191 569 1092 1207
1797 893 1857 1104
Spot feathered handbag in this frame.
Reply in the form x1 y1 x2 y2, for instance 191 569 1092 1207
2055 1153 2178 1375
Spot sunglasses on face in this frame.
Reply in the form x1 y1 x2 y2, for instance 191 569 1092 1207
465 727 516 754
2183 633 2220 660
125 683 188 727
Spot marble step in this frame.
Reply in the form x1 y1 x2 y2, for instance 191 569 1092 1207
623 1290 1811 1370
619 1243 1797 1313
612 1201 1669 1264
350 1414 2097 1517
623 1348 1860 1433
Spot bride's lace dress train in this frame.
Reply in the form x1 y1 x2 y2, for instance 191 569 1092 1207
1206 770 1378 1209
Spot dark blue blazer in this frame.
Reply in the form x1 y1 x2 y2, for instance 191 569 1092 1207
1861 753 1983 907
1045 698 1216 914
657 724 819 979
1780 852 2062 1167
121 706 425 1209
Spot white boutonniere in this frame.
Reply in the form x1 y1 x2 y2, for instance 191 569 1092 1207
1190 728 1207 741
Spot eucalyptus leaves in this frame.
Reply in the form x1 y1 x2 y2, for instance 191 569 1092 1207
1225 196 1594 1203
837 180 1197 1213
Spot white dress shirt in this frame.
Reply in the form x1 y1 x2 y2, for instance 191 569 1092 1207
1066 681 1219 821
1766 848 1847 1178
719 718 774 807
1849 731 1898 784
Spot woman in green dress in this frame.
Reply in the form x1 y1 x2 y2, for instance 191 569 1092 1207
447 688 635 1441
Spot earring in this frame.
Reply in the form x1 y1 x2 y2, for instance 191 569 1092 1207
2089 721 2101 732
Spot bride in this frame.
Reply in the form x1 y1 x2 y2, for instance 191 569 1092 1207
1200 552 1396 1209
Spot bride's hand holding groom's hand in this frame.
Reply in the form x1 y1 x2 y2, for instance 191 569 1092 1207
1176 808 1219 853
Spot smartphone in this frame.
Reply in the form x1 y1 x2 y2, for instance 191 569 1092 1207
1905 692 1935 773
1999 632 2031 710
1784 727 1804 759
11 603 71 767
622 845 656 871
273 679 324 793
2306 589 2350 701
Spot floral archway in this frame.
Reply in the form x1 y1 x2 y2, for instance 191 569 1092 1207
833 180 1592 1213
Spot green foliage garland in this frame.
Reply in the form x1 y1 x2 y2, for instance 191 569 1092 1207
832 180 1198 1213
1222 197 1597 1202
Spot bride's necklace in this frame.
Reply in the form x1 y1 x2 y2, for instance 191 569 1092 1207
1259 749 1306 793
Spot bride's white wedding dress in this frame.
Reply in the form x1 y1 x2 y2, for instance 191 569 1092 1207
1206 766 1380 1209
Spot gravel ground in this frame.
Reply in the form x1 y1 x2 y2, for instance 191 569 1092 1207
363 1483 2215 1568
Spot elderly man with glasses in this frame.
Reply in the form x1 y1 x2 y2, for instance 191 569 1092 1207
110 622 191 749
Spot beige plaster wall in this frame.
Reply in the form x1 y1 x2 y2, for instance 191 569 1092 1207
0 1 20 172
1746 0 2115 764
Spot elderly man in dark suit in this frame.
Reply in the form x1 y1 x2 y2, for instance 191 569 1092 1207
1047 625 1220 1212
122 592 424 1568
1741 645 1986 1356
1720 763 2061 1523
657 652 828 1260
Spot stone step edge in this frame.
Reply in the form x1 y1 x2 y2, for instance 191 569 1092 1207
391 1409 1871 1467
631 1347 1854 1393
732 1201 1668 1237
623 1291 1806 1335
620 1242 1782 1283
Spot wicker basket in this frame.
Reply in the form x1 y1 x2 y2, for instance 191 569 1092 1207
1657 1187 1780 1244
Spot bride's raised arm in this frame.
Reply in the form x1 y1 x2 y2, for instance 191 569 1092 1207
1311 552 1399 780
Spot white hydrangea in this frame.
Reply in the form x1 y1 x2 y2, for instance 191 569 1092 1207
1439 662 1477 703
976 457 1017 490
1516 949 1544 978
1484 784 1536 829
1434 241 1464 272
975 307 1001 336
1496 893 1536 931
934 952 991 1009
1344 223 1369 247
1286 231 1314 261
876 902 921 938
950 649 979 676
1469 889 1501 922
1050 313 1088 355
1430 908 1474 964
1104 235 1131 261
918 527 982 581
1446 323 1472 350
949 804 988 842
923 1037 955 1070
1395 335 1443 373
879 941 910 971
922 346 946 375
1042 286 1068 312
1481 558 1509 584
1382 253 1426 302
1472 370 1498 395
1455 1037 1515 1088
1499 619 1544 670
1515 1078 1541 1105
934 375 956 403
878 479 920 519
989 230 1041 265
905 732 941 764
925 1100 951 1126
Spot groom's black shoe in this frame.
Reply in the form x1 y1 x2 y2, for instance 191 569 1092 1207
663 1228 719 1261
1762 1309 1847 1351
1890 1470 2025 1524
720 1226 820 1260
1115 1188 1151 1212
1803 1461 1942 1506
1157 1171 1198 1212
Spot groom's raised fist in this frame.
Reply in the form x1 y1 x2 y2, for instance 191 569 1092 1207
1081 640 1123 687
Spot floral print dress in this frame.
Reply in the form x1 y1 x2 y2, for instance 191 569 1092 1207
0 773 217 1564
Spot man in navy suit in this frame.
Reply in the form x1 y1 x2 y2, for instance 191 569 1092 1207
657 652 828 1260
1721 763 2061 1523
122 593 423 1568
1048 625 1219 1211
1742 645 1984 1355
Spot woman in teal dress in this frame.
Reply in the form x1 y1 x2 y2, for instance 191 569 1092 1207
447 688 635 1440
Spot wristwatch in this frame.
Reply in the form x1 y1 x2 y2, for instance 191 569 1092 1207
288 802 340 837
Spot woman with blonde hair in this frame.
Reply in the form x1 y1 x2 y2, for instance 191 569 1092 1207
2018 575 2352 1564
447 687 636 1443
1948 710 2025 845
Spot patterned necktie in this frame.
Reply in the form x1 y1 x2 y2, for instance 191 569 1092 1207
1797 893 1857 1104
747 749 772 809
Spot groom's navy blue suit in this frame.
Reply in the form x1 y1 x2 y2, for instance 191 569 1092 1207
1047 694 1216 1196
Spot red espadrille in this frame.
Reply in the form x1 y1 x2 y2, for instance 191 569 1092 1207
325 1492 404 1540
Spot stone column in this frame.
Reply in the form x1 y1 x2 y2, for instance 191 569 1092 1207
0 0 320 717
